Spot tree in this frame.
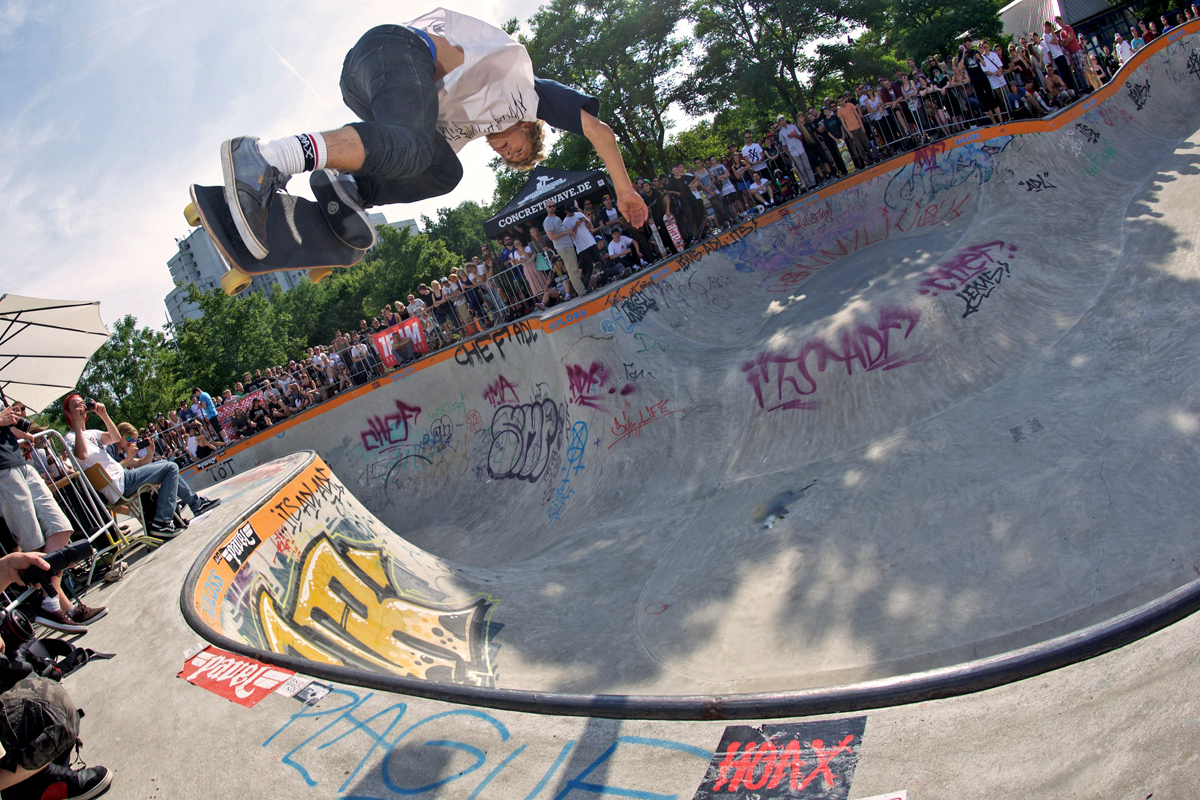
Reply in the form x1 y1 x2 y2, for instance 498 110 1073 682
521 0 692 178
356 226 461 313
44 315 187 429
175 285 304 394
862 0 1003 64
685 0 872 118
419 201 496 261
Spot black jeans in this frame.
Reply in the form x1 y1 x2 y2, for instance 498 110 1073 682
339 25 464 207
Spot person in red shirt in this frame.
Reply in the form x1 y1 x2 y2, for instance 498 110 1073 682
1054 16 1088 91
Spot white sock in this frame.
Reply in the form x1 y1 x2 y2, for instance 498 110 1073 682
41 596 61 612
258 133 328 176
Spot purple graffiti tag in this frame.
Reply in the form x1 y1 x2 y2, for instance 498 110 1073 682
917 241 1018 297
741 308 924 412
360 400 423 451
483 375 520 407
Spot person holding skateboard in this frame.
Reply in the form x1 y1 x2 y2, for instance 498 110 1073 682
220 7 648 261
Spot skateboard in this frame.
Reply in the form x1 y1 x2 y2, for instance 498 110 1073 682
663 213 686 253
185 185 367 295
648 223 668 261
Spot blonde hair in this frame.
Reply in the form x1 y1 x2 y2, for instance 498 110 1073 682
502 121 547 171
118 422 137 439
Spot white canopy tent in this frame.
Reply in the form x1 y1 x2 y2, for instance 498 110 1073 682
0 294 110 413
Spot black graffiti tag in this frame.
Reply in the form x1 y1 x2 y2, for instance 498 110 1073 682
487 399 563 482
1126 80 1150 110
1074 124 1101 145
1016 171 1057 193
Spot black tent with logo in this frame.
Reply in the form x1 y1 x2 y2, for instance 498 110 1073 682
482 166 609 239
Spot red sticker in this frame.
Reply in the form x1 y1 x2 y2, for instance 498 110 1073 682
178 646 295 708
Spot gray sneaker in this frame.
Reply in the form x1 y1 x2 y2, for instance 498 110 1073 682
221 136 288 260
310 169 376 250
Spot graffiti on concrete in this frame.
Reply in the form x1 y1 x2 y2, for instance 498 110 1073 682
742 308 924 412
487 399 564 483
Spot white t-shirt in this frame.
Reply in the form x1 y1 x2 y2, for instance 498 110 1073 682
983 52 1006 88
608 236 634 259
564 211 595 251
1116 40 1133 63
777 123 806 156
407 298 425 317
65 429 124 501
1044 34 1064 59
749 176 771 194
742 142 766 169
407 8 538 153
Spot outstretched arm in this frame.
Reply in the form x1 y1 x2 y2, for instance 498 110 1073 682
580 111 648 228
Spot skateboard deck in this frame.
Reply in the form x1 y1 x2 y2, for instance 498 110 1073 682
648 224 668 261
186 184 367 294
663 215 686 253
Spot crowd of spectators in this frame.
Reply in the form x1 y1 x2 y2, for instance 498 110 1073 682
112 10 1200 467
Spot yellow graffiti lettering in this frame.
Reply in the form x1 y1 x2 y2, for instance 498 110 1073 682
288 539 477 680
258 590 344 666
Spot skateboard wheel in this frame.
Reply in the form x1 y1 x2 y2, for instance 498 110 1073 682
220 269 252 295
183 202 201 227
308 267 334 284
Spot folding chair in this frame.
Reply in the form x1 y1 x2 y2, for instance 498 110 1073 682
32 431 164 588
80 466 167 577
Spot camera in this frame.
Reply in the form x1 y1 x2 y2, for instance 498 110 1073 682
19 541 94 591
137 438 151 449
84 399 96 411
11 417 32 434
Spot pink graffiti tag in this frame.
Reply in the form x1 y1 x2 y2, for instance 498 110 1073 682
482 376 520 407
566 362 637 409
918 241 1018 297
742 307 924 412
360 400 423 451
567 362 608 408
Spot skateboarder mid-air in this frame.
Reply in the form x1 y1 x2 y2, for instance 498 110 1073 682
220 7 649 261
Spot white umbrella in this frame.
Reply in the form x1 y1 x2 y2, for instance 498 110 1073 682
0 294 110 413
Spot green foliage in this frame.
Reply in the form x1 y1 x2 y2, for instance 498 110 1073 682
175 285 304 395
419 201 497 261
686 0 872 117
44 315 187 429
521 0 691 177
666 121 738 171
862 0 1004 64
356 226 461 310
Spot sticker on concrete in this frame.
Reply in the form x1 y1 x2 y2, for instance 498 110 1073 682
692 716 867 799
178 645 295 708
293 681 332 706
853 792 906 800
274 674 312 698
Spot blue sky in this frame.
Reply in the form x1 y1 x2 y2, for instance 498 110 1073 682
1 0 539 331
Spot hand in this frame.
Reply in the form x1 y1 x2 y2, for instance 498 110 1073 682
618 191 649 228
0 552 51 590
0 407 17 427
92 401 106 416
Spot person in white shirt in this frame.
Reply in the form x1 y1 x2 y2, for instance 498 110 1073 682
1113 32 1133 64
63 395 220 538
564 202 600 290
219 8 648 263
606 228 642 276
777 114 816 189
740 131 770 181
543 200 585 297
406 293 425 318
